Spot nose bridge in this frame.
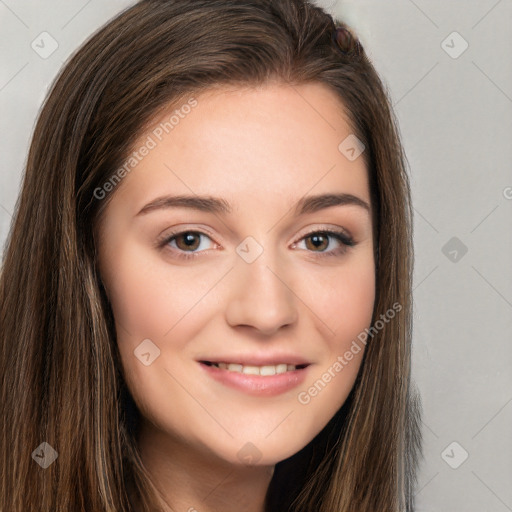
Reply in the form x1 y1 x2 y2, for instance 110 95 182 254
224 238 298 335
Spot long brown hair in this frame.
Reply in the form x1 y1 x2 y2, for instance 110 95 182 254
0 0 422 510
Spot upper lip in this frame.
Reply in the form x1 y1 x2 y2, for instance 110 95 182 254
197 353 312 367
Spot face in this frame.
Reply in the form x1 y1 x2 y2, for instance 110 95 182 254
96 82 375 467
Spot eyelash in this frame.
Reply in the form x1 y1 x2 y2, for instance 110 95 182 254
156 227 356 261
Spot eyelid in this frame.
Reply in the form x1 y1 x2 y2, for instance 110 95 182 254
155 224 217 246
291 226 356 258
292 224 354 245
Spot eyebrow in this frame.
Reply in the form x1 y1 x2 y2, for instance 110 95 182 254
135 192 370 217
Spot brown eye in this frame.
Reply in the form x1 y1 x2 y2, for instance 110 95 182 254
294 229 356 258
158 230 216 260
304 233 329 251
174 232 201 251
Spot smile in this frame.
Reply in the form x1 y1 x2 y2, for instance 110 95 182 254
198 361 312 396
200 361 309 375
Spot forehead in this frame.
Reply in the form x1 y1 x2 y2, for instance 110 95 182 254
110 82 370 216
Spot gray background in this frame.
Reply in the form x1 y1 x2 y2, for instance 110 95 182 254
1 1 511 510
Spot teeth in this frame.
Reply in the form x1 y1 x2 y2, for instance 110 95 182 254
242 365 260 375
210 362 300 375
260 365 276 376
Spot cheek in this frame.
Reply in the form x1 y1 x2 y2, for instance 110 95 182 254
294 254 375 414
303 253 376 352
102 242 208 340
333 268 375 349
100 241 222 388
100 243 212 419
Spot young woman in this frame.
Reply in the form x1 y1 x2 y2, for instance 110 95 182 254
0 0 422 510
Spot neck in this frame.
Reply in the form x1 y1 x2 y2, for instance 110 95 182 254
137 420 275 512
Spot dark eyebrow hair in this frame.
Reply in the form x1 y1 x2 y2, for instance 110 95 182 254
294 193 370 215
135 192 370 217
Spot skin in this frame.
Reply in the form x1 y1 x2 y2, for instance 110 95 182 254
96 82 375 512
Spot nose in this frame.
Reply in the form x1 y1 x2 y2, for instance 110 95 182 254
224 248 298 336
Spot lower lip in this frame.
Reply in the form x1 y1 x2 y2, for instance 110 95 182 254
198 362 311 397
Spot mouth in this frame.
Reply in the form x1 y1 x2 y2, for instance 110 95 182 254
197 360 312 396
199 360 310 375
